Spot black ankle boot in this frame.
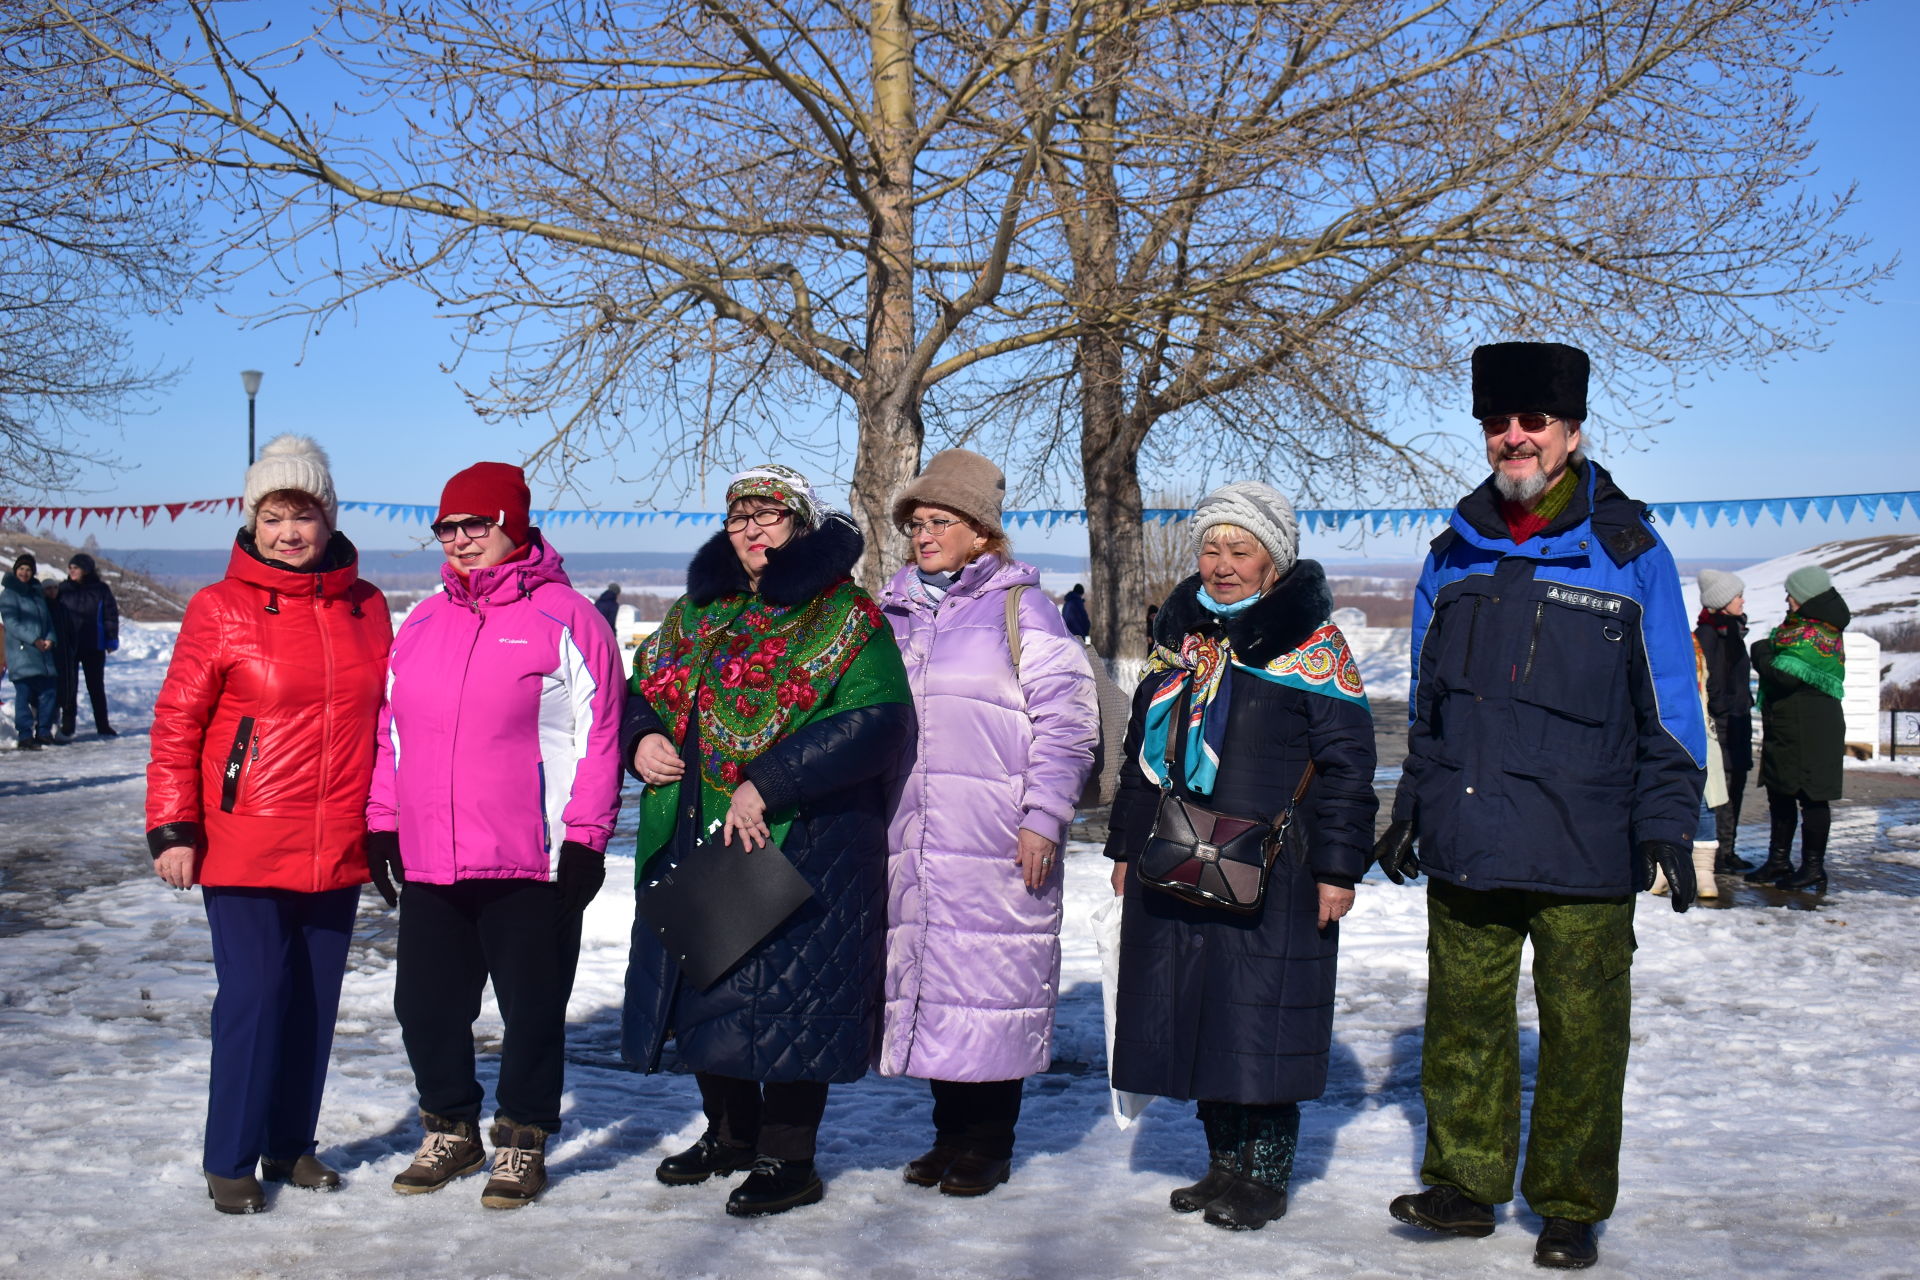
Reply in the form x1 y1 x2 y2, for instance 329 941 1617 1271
1776 848 1827 892
1202 1103 1294 1231
725 1157 823 1217
1172 1101 1242 1213
1744 846 1793 884
656 1132 755 1185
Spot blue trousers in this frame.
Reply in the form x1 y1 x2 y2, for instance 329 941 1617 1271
201 886 359 1178
11 674 55 741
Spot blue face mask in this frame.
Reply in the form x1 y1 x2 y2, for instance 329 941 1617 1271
1196 583 1262 617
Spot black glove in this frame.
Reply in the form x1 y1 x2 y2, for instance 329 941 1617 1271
1372 820 1420 884
557 841 606 915
367 830 404 908
1642 840 1695 912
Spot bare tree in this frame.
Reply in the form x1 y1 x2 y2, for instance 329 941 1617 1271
993 0 1885 657
0 3 199 494
53 0 1111 581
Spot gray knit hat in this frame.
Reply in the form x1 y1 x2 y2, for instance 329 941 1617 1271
1190 482 1299 577
1696 569 1744 612
244 434 338 529
1785 564 1832 604
891 448 1007 536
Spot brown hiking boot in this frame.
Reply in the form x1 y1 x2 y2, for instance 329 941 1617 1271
480 1118 550 1210
205 1171 266 1214
392 1112 484 1195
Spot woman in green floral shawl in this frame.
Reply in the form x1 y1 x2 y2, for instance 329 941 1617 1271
1747 563 1850 892
620 464 911 1218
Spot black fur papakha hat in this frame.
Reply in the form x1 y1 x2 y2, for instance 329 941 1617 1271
1471 342 1590 421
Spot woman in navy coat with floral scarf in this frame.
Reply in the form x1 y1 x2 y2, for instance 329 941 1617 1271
1105 483 1377 1232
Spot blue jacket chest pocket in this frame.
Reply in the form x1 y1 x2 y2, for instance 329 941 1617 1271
1510 594 1634 764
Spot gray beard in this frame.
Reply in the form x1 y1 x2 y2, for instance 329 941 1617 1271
1493 467 1553 504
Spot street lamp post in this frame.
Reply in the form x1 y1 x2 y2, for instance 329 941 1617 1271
240 370 264 464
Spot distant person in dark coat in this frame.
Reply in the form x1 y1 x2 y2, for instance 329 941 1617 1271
1105 482 1376 1233
1061 582 1091 638
3 553 59 749
1744 564 1848 893
1693 569 1752 871
55 553 119 737
595 583 621 634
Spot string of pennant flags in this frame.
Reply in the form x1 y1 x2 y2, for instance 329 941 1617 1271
4 490 1920 534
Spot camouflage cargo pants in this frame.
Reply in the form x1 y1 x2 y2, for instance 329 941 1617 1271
1420 882 1636 1223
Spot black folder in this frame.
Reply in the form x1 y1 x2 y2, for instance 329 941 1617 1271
638 829 816 990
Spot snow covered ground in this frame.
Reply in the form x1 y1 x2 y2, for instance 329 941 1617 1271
4 624 1920 1278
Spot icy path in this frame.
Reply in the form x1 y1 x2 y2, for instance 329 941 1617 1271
3 629 1919 1277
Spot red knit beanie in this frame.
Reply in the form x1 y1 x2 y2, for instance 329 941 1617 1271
437 462 531 545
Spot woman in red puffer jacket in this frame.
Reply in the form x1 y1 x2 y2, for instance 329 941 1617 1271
146 435 392 1214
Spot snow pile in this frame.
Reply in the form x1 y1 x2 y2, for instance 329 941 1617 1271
1346 626 1412 702
5 624 1920 1278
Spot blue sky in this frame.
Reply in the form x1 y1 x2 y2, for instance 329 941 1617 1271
45 0 1920 565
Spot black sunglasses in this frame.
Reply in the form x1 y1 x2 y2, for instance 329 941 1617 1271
431 517 499 543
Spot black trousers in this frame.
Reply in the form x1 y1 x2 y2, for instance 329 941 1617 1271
929 1078 1024 1160
394 878 584 1132
1768 789 1830 860
57 648 108 734
695 1072 830 1162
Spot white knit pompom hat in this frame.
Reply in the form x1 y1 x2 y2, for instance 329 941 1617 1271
244 434 339 529
1190 481 1299 577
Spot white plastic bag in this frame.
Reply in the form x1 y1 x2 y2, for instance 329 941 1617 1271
1091 894 1153 1128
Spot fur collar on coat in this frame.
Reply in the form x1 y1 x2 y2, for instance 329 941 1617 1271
687 512 865 607
1151 559 1335 668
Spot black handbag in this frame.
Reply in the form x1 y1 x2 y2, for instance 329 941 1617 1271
1136 685 1316 914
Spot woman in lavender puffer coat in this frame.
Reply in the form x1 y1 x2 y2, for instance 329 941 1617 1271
879 449 1099 1197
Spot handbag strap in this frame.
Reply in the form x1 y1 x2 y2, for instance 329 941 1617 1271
1004 583 1029 675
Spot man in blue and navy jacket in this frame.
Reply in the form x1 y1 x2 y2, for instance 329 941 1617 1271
1375 342 1706 1272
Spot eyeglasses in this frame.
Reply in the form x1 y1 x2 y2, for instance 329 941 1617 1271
431 517 499 543
1479 413 1556 435
904 517 966 537
723 508 792 534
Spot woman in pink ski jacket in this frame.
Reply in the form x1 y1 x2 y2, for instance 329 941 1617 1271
365 462 623 1211
879 449 1098 1197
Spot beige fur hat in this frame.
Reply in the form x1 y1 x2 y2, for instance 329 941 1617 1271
891 448 1007 536
244 435 339 529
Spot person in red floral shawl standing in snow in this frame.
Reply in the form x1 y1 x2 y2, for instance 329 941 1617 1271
620 464 912 1218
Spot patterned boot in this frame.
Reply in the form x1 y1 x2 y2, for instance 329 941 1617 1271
1203 1103 1296 1231
1170 1101 1243 1213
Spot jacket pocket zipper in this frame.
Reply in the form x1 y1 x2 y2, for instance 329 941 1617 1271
1462 598 1483 676
1521 603 1545 684
220 716 256 813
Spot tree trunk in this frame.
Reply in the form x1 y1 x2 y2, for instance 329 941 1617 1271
1079 327 1150 660
846 0 922 593
848 387 920 592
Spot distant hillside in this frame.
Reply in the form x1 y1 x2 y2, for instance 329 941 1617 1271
0 534 190 621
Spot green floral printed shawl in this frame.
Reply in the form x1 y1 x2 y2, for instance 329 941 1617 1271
1763 611 1845 705
630 577 907 874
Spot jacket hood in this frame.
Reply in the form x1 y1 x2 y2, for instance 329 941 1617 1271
1794 587 1851 631
688 511 864 607
1445 459 1657 567
880 553 1038 611
440 528 570 606
228 530 363 600
1152 559 1334 668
